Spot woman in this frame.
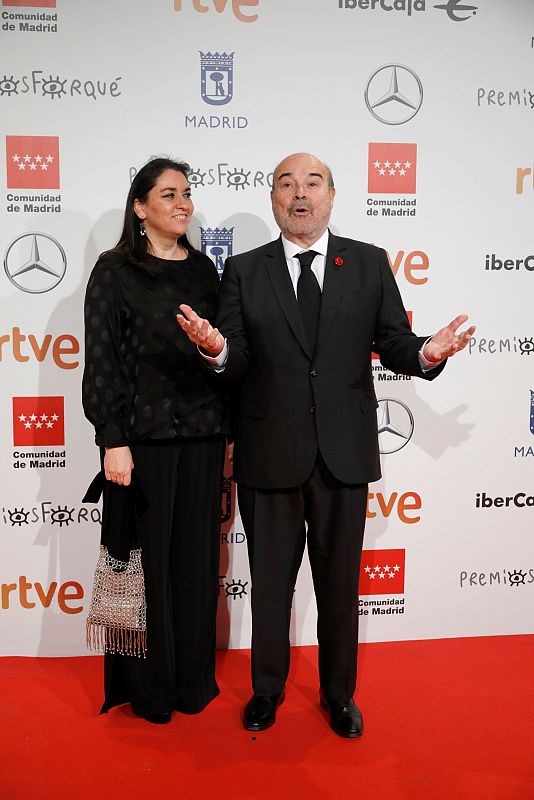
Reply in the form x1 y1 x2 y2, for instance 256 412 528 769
82 157 228 723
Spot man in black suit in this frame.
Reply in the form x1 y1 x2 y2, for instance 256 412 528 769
178 152 474 738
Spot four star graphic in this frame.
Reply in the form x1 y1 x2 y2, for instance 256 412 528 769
373 160 412 177
18 413 60 431
11 152 54 171
364 564 402 579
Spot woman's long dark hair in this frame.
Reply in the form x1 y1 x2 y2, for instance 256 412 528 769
107 156 197 267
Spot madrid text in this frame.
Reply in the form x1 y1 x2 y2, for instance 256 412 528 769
7 194 61 214
13 451 66 470
359 598 405 615
367 199 416 216
185 115 247 129
2 10 57 33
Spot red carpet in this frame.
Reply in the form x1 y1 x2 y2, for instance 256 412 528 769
1 637 533 800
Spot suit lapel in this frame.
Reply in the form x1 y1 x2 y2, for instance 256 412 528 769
264 237 312 357
316 232 350 352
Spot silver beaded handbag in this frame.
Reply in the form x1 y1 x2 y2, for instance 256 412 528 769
83 471 148 658
86 545 147 657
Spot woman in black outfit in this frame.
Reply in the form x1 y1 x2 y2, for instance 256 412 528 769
82 157 228 723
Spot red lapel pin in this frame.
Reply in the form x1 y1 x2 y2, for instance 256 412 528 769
334 256 344 267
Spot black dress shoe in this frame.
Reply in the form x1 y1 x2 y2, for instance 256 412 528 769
243 691 285 731
132 706 172 724
320 693 363 738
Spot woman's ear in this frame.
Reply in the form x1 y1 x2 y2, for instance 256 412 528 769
133 198 145 220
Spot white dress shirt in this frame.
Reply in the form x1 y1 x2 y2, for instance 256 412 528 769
282 229 329 293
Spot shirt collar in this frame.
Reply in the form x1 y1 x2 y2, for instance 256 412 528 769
281 229 330 261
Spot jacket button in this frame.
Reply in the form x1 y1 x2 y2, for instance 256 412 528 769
309 406 316 414
310 370 317 377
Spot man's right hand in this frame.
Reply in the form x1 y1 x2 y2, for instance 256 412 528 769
177 303 225 356
104 446 134 486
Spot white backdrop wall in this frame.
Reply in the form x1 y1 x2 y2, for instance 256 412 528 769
1 0 533 656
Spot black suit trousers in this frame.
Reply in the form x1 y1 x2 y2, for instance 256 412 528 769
238 454 368 703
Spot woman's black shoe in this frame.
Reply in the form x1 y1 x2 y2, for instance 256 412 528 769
132 706 172 724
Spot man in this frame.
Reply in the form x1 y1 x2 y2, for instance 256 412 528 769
178 152 474 738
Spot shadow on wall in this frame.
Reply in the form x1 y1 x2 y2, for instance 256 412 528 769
358 369 475 643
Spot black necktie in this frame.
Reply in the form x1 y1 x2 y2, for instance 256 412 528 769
296 250 321 352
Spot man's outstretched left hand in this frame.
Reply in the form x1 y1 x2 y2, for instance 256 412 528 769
422 314 476 364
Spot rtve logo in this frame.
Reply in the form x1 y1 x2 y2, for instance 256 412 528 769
368 246 430 285
0 327 79 369
1 576 83 614
173 0 259 22
366 490 422 523
387 248 428 285
515 163 534 194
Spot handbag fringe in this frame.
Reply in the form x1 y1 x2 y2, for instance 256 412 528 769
86 619 147 657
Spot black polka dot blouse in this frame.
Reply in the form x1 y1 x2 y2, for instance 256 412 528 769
82 250 229 447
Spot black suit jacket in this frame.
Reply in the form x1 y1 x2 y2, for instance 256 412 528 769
217 233 444 489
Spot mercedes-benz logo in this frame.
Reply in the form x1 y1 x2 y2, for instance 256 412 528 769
365 64 423 126
4 232 67 294
377 398 414 454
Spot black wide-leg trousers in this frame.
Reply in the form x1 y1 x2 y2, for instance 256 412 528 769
238 455 368 704
102 436 225 716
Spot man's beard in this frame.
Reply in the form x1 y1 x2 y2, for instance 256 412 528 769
274 205 330 238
